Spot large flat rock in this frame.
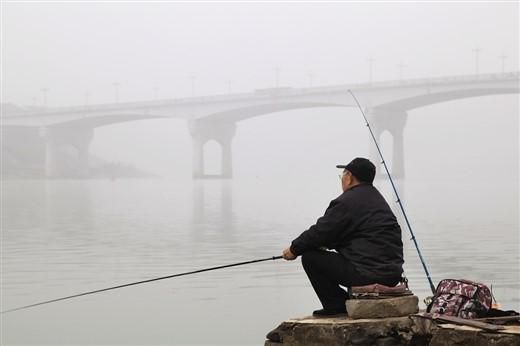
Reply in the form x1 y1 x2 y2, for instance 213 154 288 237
266 314 520 346
346 295 419 319
265 315 416 346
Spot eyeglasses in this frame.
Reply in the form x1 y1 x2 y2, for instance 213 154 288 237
338 171 349 179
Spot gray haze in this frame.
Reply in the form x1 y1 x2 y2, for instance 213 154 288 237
3 2 518 176
1 2 519 345
4 3 519 102
2 2 519 175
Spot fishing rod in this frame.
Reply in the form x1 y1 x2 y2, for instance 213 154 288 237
348 89 436 294
1 255 283 314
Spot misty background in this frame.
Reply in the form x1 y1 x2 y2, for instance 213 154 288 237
3 2 518 178
1 2 519 345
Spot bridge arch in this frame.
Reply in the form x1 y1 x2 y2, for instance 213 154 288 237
194 89 519 179
373 87 519 112
367 88 519 178
41 115 184 178
48 113 171 129
190 102 350 178
194 101 350 125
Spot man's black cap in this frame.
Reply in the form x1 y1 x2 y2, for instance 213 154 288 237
336 157 376 183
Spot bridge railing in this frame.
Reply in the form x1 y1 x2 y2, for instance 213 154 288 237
2 71 518 118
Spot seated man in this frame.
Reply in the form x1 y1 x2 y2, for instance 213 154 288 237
282 157 404 316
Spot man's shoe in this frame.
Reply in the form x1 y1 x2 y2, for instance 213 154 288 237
312 308 347 317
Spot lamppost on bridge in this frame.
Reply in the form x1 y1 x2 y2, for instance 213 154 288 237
367 57 374 83
397 62 407 81
112 82 120 103
84 91 90 107
226 80 232 94
190 74 196 97
274 66 280 88
307 72 314 88
40 87 49 108
498 54 507 73
472 47 481 75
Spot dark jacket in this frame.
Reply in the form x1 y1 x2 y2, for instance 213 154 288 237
290 183 404 281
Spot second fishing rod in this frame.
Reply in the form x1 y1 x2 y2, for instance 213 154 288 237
348 89 436 294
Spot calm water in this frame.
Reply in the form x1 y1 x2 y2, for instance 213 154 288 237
1 177 519 345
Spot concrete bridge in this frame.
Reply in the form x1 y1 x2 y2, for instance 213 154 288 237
2 72 519 178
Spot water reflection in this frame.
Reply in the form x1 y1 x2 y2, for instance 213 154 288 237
2 180 47 231
191 179 235 240
44 180 93 235
1 177 518 345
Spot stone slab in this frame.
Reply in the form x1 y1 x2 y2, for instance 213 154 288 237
266 314 520 345
346 295 419 319
265 315 416 346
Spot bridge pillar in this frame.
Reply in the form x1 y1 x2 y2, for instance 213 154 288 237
366 108 408 179
219 136 233 179
41 126 93 178
189 120 236 179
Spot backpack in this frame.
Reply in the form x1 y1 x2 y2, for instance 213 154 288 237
427 279 492 319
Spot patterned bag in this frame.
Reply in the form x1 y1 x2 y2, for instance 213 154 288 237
427 279 492 319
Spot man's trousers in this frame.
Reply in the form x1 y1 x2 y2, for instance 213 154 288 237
301 249 399 310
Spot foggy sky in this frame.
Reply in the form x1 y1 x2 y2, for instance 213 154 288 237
1 5 519 344
1 2 518 178
3 2 519 106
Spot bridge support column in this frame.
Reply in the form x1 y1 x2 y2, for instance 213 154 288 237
366 108 408 179
42 126 93 178
219 136 233 179
191 136 204 178
189 120 236 179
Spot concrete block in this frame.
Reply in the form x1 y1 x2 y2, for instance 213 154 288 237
346 295 419 319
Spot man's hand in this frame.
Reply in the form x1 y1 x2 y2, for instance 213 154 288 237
282 247 297 261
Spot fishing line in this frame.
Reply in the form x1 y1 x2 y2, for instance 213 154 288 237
4 92 436 313
1 255 283 314
348 89 436 294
